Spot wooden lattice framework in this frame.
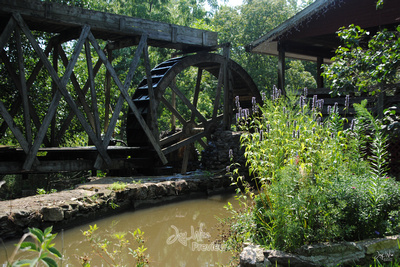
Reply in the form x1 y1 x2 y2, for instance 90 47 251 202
0 0 224 174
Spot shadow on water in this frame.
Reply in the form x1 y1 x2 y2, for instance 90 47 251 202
1 193 238 267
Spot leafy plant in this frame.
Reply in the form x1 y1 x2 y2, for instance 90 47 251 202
5 226 62 267
223 89 400 253
81 224 149 267
107 182 128 191
323 24 400 96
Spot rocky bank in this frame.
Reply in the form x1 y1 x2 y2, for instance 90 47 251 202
0 172 233 240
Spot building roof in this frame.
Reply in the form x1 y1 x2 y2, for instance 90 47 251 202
246 0 400 62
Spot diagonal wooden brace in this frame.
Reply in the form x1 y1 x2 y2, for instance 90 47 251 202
88 32 168 166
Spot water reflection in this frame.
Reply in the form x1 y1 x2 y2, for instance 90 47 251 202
1 194 237 267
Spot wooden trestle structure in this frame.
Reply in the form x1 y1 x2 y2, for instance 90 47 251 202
0 0 261 175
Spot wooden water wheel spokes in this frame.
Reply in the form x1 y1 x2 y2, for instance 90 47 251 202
127 52 261 174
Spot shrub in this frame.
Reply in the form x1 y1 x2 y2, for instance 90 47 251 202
226 89 400 252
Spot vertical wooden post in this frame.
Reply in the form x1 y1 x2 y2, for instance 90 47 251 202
143 41 159 142
15 27 32 145
104 48 112 134
278 43 286 94
317 56 324 88
85 40 101 139
51 43 58 146
223 43 232 130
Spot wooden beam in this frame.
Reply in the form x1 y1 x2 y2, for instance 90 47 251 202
0 0 218 49
15 28 32 144
50 42 58 145
223 44 232 129
85 40 101 138
317 56 324 88
191 68 202 122
104 48 112 133
88 32 167 166
143 41 158 140
162 131 205 155
278 44 285 94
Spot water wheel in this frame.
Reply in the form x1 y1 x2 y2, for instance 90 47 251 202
127 52 260 173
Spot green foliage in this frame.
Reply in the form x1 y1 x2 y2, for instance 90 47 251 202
5 226 62 267
323 24 400 96
36 188 57 195
224 90 400 253
107 181 127 191
81 224 149 267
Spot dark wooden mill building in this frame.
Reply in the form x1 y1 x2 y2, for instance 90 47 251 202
0 0 261 175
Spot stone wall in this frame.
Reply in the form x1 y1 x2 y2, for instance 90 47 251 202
0 174 233 240
240 237 400 267
201 128 247 173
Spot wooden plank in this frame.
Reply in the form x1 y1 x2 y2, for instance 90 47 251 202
85 40 101 137
15 27 32 144
0 16 16 50
143 41 158 140
160 131 183 146
104 48 112 133
162 131 205 155
0 0 218 49
191 68 202 121
88 32 167 166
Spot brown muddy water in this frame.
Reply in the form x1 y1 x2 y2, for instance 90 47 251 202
1 193 238 266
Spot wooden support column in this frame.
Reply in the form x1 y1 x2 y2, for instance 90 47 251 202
143 41 159 142
278 43 286 95
15 27 32 145
51 43 58 146
104 47 112 133
223 43 232 130
317 56 324 88
85 40 101 139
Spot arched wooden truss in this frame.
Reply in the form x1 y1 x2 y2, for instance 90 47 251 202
0 0 260 174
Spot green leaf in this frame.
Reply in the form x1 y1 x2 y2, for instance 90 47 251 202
48 247 62 258
19 242 38 251
29 228 44 243
42 257 58 267
12 259 36 266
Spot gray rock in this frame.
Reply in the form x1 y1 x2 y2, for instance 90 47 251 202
41 206 64 222
240 244 265 267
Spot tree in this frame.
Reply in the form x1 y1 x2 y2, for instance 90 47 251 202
323 24 400 96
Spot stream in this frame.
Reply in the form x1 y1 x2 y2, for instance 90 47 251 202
1 193 238 266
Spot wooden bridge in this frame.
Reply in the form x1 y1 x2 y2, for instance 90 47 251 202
0 0 261 175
